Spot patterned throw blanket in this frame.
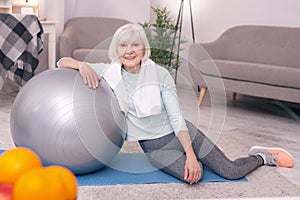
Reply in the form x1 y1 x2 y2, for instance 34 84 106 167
0 14 43 86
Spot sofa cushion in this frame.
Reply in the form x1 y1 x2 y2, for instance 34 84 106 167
72 49 110 63
199 59 300 90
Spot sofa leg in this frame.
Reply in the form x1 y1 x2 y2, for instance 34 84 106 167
198 87 207 107
233 92 237 101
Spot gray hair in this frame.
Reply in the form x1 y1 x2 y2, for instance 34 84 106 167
108 23 151 62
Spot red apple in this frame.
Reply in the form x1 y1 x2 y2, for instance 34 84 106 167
0 184 13 200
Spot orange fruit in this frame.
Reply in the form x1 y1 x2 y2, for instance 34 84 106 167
44 166 78 200
0 183 13 200
0 147 42 184
13 168 66 200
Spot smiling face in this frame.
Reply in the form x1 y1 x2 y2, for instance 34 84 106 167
114 27 146 73
108 24 151 70
117 39 145 73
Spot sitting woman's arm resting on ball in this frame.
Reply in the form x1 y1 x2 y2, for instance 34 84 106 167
57 57 101 89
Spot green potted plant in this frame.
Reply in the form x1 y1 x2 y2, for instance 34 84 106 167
140 6 184 77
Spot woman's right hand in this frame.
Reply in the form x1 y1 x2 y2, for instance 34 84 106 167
78 62 101 89
58 57 101 89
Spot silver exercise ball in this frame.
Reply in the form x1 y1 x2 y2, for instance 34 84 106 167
10 68 125 174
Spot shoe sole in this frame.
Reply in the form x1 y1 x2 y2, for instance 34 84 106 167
249 146 294 167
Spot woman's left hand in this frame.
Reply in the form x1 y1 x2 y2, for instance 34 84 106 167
177 130 202 185
184 154 202 185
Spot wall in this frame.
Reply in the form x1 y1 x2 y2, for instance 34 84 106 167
151 0 300 43
150 0 300 84
39 0 150 38
40 0 300 43
39 0 300 82
39 0 300 47
39 0 65 34
64 0 150 24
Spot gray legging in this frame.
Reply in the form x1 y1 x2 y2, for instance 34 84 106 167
139 120 263 181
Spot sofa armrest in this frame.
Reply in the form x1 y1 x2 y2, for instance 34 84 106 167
58 31 78 59
188 42 224 89
188 43 212 88
200 41 226 59
188 43 213 67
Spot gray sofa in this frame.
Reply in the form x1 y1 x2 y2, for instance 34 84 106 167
58 17 130 63
188 25 300 106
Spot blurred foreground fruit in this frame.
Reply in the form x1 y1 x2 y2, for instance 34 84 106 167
45 166 78 200
0 184 13 200
0 148 78 199
13 168 66 200
0 147 42 184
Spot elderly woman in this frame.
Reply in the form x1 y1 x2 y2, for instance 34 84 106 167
57 23 294 184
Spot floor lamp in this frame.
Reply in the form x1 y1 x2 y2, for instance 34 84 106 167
170 0 196 83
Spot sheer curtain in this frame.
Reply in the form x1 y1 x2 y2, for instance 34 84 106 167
64 0 78 22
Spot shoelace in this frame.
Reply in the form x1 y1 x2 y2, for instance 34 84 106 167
268 153 279 167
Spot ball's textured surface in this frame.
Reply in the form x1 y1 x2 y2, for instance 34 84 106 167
10 68 125 174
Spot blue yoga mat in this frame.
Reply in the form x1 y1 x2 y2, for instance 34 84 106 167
0 150 247 185
76 153 247 185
